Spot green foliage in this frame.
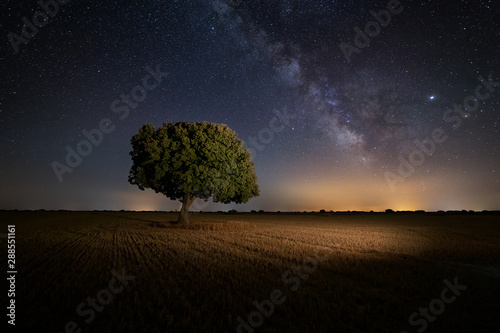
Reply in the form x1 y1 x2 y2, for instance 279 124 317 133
128 122 259 204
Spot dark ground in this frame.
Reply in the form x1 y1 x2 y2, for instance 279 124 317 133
1 211 499 332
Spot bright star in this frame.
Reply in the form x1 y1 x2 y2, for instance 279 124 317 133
429 95 435 100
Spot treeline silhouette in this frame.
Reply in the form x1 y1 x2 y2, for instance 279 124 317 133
1 209 499 215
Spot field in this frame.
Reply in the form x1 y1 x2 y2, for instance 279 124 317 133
1 211 499 332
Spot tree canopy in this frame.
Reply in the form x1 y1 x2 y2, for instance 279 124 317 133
128 122 259 223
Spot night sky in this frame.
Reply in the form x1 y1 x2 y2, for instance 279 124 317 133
1 0 499 212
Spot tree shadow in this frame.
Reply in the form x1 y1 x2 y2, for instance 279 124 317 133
107 214 176 225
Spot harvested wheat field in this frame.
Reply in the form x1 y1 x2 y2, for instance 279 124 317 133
1 211 499 332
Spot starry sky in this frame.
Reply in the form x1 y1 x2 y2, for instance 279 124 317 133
1 0 499 212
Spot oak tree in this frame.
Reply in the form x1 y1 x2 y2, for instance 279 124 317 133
128 122 259 224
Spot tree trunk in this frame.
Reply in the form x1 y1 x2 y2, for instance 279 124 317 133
177 194 195 224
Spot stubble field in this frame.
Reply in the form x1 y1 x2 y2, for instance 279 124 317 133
1 211 499 332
